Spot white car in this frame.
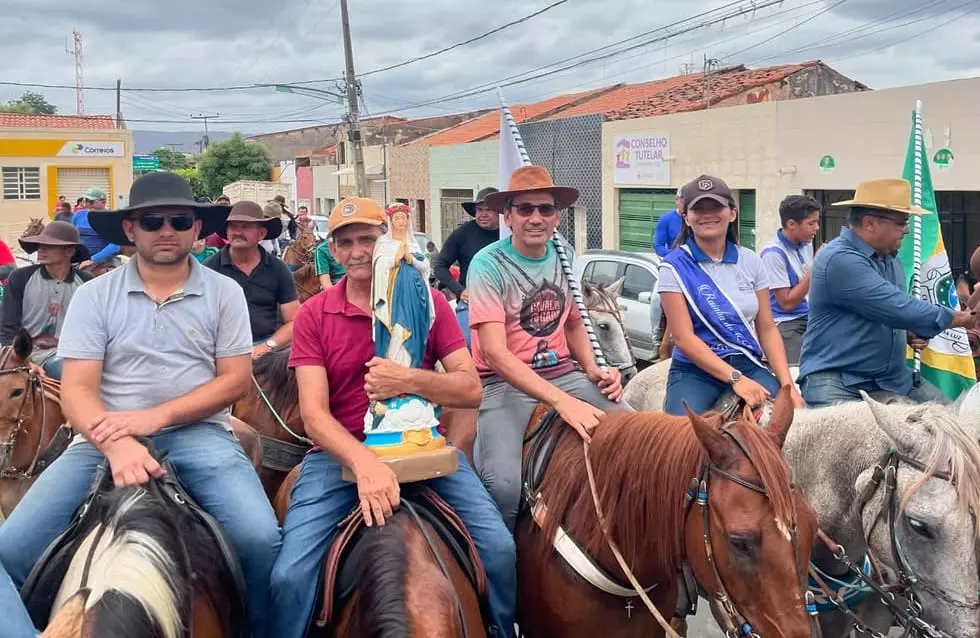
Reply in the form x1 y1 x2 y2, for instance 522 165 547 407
579 250 662 363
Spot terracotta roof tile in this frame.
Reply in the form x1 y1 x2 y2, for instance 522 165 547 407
607 62 819 120
0 113 116 129
416 87 614 147
549 75 696 119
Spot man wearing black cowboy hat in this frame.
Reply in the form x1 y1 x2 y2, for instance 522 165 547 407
0 172 281 637
0 221 93 379
204 200 299 359
432 187 501 332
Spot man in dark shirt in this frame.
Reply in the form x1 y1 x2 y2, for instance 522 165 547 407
799 178 975 406
1 221 93 378
205 201 299 359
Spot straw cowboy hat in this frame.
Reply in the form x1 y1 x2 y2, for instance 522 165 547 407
89 172 230 246
831 178 929 216
462 187 499 216
484 165 579 212
218 201 283 239
19 221 90 263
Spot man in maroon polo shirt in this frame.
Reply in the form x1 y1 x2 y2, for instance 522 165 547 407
268 197 516 638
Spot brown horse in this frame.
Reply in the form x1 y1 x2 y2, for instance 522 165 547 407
292 262 320 304
37 470 246 638
283 228 317 268
234 347 310 499
273 470 486 638
518 386 819 637
0 331 68 519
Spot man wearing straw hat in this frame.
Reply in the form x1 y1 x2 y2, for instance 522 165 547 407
0 221 93 379
799 178 976 407
467 165 625 530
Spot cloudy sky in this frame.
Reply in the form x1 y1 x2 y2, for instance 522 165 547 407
4 0 979 135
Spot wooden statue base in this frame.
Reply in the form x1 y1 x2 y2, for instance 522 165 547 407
342 445 459 484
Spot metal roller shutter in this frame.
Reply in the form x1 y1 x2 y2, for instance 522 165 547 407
57 168 110 206
737 190 756 250
618 189 675 252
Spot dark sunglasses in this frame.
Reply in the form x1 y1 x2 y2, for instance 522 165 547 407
868 213 910 229
135 213 196 232
512 203 559 218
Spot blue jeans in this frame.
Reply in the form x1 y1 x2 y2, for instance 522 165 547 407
270 449 516 638
800 370 949 408
0 423 281 637
456 300 471 349
664 355 781 415
41 356 63 380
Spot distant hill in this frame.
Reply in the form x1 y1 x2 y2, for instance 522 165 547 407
131 130 235 155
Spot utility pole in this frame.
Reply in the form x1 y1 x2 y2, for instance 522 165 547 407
340 0 366 197
115 79 122 128
65 30 84 115
191 114 219 150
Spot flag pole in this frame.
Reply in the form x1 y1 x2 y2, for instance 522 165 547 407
911 100 924 384
496 88 608 372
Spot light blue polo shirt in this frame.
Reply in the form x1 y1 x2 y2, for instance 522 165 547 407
760 230 814 323
57 257 252 427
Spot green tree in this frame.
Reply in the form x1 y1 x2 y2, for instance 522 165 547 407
151 147 189 171
0 91 57 115
174 168 207 198
197 133 272 197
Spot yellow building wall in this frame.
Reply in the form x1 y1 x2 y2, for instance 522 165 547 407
0 128 133 246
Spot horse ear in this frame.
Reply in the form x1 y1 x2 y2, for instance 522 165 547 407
685 403 733 466
860 390 919 453
12 329 32 362
767 385 795 448
581 281 598 305
606 276 625 299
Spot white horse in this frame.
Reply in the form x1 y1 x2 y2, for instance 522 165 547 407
625 367 980 637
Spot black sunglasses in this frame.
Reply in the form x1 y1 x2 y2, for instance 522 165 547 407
512 203 559 218
135 213 196 232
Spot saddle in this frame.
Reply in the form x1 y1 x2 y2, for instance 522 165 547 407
314 485 488 629
20 443 248 636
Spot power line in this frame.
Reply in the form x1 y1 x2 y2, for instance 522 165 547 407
721 0 849 60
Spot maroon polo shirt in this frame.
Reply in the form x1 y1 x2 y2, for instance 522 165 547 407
289 276 466 440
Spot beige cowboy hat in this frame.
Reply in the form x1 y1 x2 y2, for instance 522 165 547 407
484 165 579 212
19 221 91 263
219 201 283 239
831 178 929 216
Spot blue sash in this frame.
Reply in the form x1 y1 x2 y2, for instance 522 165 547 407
662 245 765 368
760 242 809 322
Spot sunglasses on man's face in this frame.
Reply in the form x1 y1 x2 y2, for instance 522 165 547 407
134 213 196 232
511 203 559 218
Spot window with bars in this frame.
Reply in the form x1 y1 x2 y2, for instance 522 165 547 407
2 167 41 201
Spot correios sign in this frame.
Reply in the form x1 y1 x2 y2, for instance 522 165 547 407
613 133 671 186
56 141 125 157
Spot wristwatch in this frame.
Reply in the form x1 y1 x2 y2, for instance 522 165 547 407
265 339 278 349
727 369 743 385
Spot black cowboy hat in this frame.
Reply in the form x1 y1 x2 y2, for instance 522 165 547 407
462 187 499 216
88 172 231 247
19 221 91 263
218 201 283 240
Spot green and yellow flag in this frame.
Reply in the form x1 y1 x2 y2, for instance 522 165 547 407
897 109 975 400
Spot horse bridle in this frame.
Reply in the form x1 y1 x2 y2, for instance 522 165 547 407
681 421 818 638
0 360 48 480
812 448 978 638
584 294 638 379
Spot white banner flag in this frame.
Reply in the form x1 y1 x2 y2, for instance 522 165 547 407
498 106 526 240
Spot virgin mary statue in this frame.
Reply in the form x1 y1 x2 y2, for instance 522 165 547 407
363 203 440 445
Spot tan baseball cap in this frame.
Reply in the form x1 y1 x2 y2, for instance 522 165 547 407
328 197 386 233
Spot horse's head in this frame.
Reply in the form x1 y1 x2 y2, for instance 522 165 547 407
582 278 636 383
860 393 980 636
0 330 40 473
686 386 819 638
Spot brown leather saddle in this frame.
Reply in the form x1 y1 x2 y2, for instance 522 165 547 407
19 441 249 636
314 484 489 630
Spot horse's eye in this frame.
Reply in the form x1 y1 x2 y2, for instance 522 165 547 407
728 534 758 558
8 388 24 400
598 322 610 331
906 516 934 539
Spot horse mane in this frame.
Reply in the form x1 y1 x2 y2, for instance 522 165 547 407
538 411 796 575
356 512 411 637
252 347 298 411
901 403 980 536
